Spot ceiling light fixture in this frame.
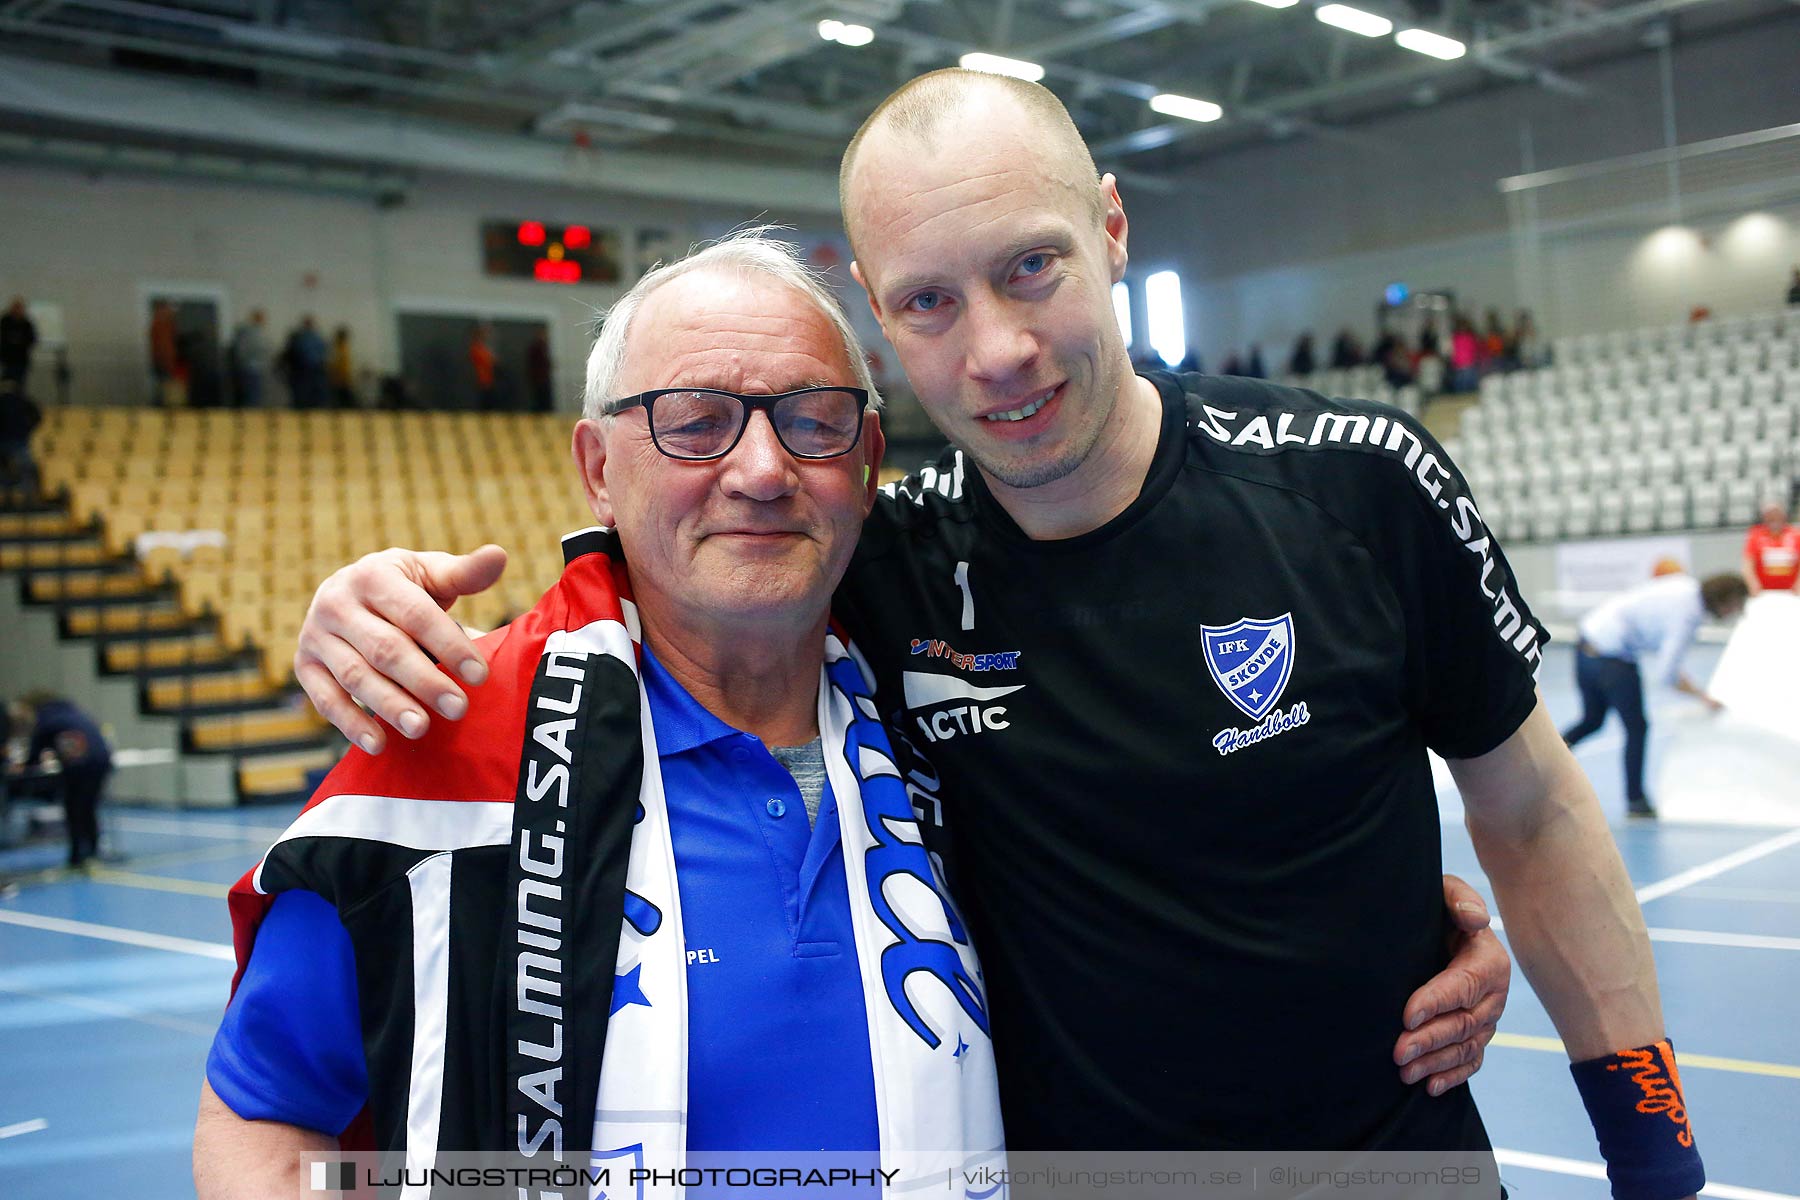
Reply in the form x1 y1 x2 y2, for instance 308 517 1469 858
958 52 1046 82
1395 28 1466 59
1315 4 1393 37
817 19 875 47
1150 92 1224 122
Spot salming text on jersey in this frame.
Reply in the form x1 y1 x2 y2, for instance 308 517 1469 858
1189 397 1543 670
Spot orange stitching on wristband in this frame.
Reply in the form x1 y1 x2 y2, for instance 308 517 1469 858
1605 1041 1695 1148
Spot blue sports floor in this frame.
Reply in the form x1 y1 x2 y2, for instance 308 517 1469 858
1 643 1793 1198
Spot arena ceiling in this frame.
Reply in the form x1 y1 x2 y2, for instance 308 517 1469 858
0 0 1791 190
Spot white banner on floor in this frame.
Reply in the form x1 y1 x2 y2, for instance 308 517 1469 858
1657 592 1800 826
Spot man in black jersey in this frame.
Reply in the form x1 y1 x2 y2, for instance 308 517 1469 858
284 73 1693 1176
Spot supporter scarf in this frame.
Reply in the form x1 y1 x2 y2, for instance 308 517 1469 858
226 528 1004 1196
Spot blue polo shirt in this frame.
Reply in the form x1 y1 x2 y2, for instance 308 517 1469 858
207 646 881 1151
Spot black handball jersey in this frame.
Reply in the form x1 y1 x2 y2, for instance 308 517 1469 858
833 371 1545 1151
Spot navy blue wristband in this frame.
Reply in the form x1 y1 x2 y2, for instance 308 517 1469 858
1569 1039 1704 1200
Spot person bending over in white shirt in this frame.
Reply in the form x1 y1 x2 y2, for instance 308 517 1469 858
1562 572 1749 818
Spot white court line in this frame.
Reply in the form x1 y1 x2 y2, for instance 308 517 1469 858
1495 1148 1797 1200
1635 827 1800 904
0 1118 49 1140
0 909 234 960
109 814 287 842
1682 885 1800 905
1491 830 1800 933
1646 926 1800 952
0 979 220 1038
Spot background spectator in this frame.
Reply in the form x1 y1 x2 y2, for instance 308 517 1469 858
328 326 356 408
1513 309 1542 368
11 692 115 868
1417 316 1441 358
228 309 269 408
526 329 553 412
1 297 37 389
1483 309 1509 367
283 316 328 409
1787 266 1800 307
1743 503 1799 596
1246 344 1266 379
0 377 42 499
149 300 181 405
469 322 496 410
1287 332 1315 377
1330 327 1362 368
1450 314 1480 392
177 324 220 408
1377 331 1413 388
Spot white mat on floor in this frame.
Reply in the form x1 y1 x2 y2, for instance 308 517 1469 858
1657 592 1800 826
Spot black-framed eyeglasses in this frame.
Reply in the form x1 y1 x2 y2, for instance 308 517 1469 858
601 386 870 461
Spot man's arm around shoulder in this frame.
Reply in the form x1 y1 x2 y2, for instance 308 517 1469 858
195 1079 335 1200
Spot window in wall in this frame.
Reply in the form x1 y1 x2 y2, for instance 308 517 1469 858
1112 280 1133 349
1145 270 1186 368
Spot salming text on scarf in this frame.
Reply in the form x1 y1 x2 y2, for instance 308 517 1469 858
226 528 1005 1197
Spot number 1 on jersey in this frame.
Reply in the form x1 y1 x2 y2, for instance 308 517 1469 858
954 561 974 631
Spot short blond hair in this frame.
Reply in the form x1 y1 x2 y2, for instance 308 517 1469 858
839 69 1103 255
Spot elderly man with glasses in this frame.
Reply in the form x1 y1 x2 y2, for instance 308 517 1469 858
193 232 1005 1197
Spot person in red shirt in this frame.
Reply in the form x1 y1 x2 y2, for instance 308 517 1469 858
468 322 497 410
1744 502 1800 594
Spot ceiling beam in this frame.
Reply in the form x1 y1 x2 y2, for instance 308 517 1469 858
1013 2 1179 60
0 53 843 211
1095 0 1740 159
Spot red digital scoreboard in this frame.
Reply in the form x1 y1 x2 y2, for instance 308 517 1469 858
481 221 620 284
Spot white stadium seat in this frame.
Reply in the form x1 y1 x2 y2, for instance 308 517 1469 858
1726 407 1762 443
1766 405 1797 443
1725 477 1760 522
1625 484 1658 533
1597 489 1627 535
1619 449 1654 488
1564 490 1598 537
1745 440 1779 478
1675 442 1711 483
1531 493 1565 541
1655 484 1688 531
1690 480 1726 527
1709 442 1747 480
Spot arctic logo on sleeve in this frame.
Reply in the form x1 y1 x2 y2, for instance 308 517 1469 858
1203 613 1312 755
